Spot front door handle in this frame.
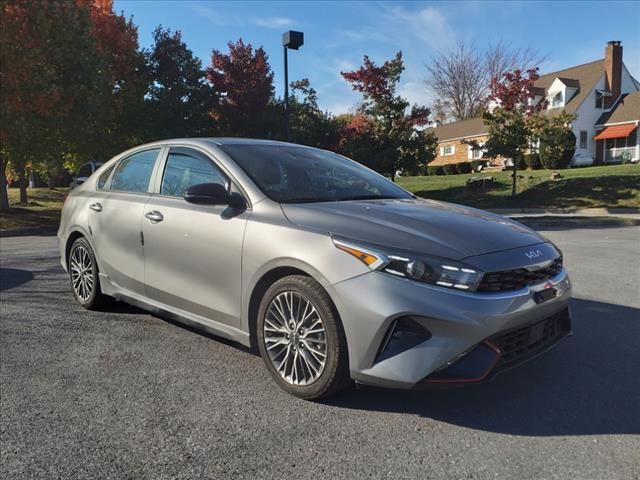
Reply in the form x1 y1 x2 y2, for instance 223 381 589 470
144 210 164 223
89 202 102 212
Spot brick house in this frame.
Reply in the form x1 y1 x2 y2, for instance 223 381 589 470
428 41 640 168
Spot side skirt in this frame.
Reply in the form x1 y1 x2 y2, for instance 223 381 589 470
99 273 251 348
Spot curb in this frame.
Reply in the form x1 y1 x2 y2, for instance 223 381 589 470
0 227 58 238
511 216 640 229
489 207 640 216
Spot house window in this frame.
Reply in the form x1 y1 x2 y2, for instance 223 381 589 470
579 130 588 149
551 92 563 108
471 148 482 159
442 145 454 156
595 90 605 109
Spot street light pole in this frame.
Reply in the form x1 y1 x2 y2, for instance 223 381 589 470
283 45 289 141
282 30 304 142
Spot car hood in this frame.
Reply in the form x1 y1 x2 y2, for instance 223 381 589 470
281 198 546 260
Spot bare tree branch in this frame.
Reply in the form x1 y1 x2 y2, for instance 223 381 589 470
425 41 546 122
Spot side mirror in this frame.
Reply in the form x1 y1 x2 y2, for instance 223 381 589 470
184 183 246 209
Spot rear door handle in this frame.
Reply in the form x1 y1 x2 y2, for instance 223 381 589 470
144 210 164 223
89 202 102 212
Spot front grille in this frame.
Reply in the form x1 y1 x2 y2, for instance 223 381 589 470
489 309 570 368
477 256 563 292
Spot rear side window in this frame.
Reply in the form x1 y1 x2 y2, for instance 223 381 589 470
110 148 160 193
97 164 116 190
160 148 227 197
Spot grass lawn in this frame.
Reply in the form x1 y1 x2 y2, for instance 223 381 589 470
0 188 67 231
397 164 640 209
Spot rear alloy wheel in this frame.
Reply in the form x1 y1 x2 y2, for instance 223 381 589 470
69 237 111 310
257 275 350 400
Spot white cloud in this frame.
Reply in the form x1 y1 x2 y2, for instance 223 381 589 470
388 5 455 51
399 80 434 108
253 17 294 29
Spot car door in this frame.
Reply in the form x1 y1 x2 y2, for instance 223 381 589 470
89 147 163 295
141 146 249 327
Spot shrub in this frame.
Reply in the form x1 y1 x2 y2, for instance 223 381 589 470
457 161 472 174
525 153 542 170
470 159 487 171
443 163 458 175
427 165 445 176
540 130 576 169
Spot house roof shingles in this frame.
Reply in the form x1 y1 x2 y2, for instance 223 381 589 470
596 91 640 125
432 59 607 141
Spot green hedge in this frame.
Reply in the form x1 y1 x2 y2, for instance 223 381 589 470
427 165 445 176
525 153 542 170
443 163 458 175
457 161 472 174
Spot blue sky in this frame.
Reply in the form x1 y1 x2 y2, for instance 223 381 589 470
115 0 640 114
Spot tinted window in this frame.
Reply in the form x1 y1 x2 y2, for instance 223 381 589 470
220 144 412 204
160 148 227 197
110 149 160 193
97 164 116 190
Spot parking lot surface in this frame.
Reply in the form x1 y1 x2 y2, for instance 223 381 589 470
1 227 639 479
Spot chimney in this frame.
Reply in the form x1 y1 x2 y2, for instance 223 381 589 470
604 40 623 107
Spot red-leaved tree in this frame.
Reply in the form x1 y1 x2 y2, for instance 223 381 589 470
340 52 435 179
207 39 274 137
481 68 545 196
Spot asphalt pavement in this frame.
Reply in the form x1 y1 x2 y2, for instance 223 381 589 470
1 227 639 479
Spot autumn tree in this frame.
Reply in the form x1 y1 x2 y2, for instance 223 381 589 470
287 79 342 149
482 68 545 196
207 39 274 137
341 52 434 180
425 41 543 122
1 0 105 205
79 0 149 161
146 27 216 139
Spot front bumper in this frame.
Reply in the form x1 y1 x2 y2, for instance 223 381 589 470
328 267 572 389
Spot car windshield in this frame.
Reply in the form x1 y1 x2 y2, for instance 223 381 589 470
219 144 412 204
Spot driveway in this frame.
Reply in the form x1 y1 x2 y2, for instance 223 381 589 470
1 227 639 479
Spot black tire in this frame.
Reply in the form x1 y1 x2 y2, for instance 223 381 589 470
68 237 112 310
257 275 351 400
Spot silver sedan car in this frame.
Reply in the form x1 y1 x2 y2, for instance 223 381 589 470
58 138 572 399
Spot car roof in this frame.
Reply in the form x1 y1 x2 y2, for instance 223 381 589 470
162 137 309 148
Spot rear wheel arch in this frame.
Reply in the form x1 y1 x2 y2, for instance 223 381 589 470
65 231 86 270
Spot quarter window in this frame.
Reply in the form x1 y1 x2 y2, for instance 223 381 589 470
110 148 160 193
97 164 116 190
160 148 227 198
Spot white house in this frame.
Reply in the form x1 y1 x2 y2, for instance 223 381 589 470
429 41 640 167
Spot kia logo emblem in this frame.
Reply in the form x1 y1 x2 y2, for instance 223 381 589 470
525 249 543 260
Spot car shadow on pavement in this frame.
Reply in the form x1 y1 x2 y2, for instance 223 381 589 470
326 298 640 437
0 268 35 290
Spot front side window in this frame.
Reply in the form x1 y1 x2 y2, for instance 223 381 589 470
160 148 227 197
110 148 160 193
443 145 454 156
220 144 412 204
579 130 588 149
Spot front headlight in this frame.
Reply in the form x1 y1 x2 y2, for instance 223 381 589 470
333 237 483 291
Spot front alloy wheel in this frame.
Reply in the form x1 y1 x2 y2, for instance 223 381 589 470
257 275 350 400
263 291 328 386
